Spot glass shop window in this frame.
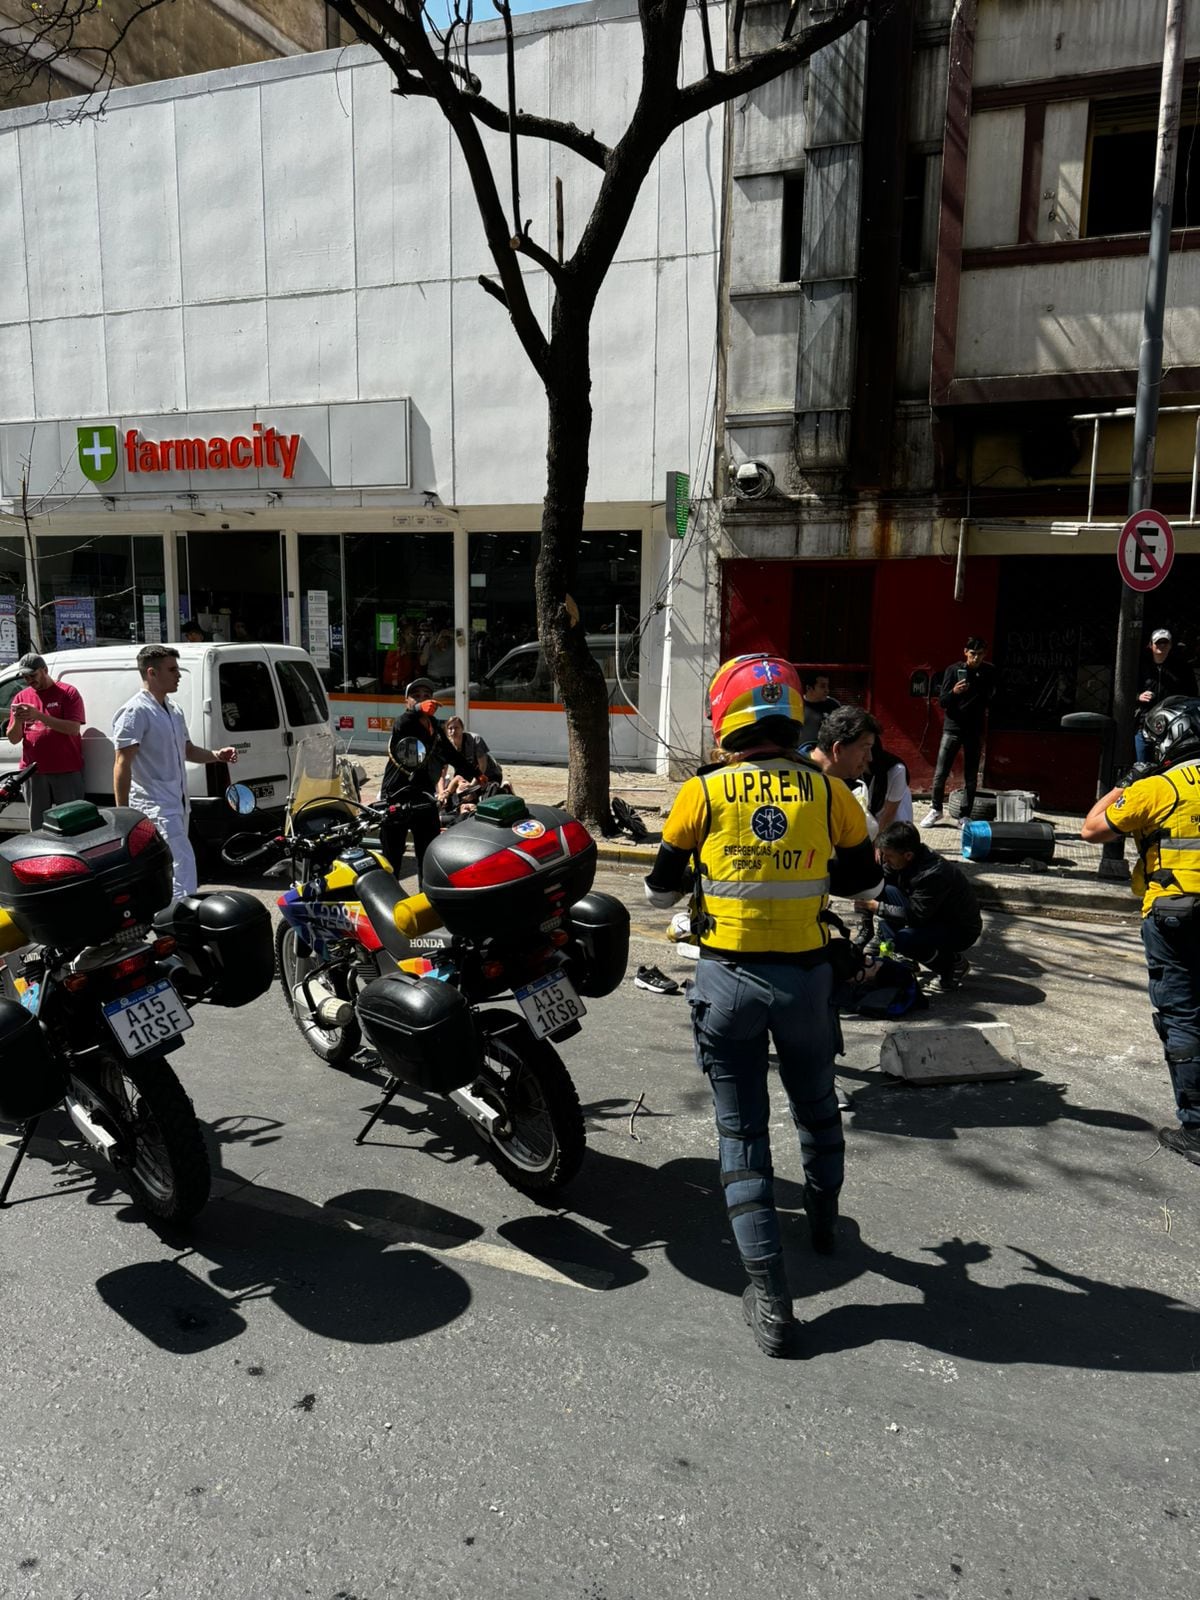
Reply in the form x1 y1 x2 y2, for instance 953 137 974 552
467 530 641 705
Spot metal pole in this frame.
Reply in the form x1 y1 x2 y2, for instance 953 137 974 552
1103 0 1186 880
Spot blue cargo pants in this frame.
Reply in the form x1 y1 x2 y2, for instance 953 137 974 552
1141 906 1200 1128
688 954 844 1263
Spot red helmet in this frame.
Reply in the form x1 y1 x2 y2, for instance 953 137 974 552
708 654 804 749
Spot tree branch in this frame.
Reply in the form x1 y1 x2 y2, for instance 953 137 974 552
334 0 552 376
477 275 509 309
675 0 873 125
515 231 564 282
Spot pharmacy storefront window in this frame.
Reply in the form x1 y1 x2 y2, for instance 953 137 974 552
298 535 346 694
468 530 641 705
0 537 30 665
343 532 454 697
35 534 167 649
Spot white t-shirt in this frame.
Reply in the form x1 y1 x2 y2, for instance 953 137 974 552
852 762 913 833
883 761 914 824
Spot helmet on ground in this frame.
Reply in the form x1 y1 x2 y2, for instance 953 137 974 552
1142 696 1200 769
708 654 804 751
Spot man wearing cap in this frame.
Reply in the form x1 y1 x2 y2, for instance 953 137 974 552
379 697 451 884
1135 630 1197 760
404 676 436 709
6 653 86 829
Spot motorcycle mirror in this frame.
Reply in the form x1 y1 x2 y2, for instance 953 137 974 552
225 782 257 815
393 737 427 773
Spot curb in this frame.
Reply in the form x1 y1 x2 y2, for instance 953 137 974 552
594 841 1134 926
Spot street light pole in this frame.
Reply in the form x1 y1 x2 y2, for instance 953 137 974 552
1103 0 1186 877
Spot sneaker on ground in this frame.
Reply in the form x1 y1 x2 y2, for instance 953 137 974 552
1158 1124 1200 1166
934 954 971 992
919 808 944 829
634 964 682 995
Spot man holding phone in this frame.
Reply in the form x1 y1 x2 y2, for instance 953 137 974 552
920 637 996 828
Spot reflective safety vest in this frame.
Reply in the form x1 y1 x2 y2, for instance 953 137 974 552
1111 760 1200 915
695 758 835 954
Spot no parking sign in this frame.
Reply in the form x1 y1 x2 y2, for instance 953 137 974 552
1118 509 1175 592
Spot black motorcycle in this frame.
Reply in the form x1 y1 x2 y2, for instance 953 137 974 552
222 756 630 1195
0 767 273 1223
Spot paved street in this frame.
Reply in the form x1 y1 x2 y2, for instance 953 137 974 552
2 874 1199 1599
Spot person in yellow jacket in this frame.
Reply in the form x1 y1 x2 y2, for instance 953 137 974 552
645 654 882 1356
1082 695 1200 1166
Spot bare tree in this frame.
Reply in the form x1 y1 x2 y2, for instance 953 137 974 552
326 0 879 830
0 0 169 106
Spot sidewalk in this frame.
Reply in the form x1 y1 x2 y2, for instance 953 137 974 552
355 756 1137 925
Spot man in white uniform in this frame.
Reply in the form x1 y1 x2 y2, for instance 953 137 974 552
112 645 238 899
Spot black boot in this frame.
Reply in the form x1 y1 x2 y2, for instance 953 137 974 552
741 1254 798 1357
803 1184 838 1255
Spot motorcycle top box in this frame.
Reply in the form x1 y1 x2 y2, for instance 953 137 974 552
0 802 173 948
420 796 597 939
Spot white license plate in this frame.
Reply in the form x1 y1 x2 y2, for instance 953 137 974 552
103 978 193 1059
514 972 586 1038
251 781 276 801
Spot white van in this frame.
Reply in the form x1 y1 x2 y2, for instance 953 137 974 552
0 644 334 848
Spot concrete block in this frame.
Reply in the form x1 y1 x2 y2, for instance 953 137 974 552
879 1022 1022 1087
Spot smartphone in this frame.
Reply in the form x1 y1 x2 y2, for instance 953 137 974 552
956 666 969 682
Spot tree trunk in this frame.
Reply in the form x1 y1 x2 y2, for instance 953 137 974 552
537 307 613 833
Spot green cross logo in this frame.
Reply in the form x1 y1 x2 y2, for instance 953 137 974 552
77 425 118 483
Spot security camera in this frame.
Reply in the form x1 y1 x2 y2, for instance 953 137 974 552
731 460 776 499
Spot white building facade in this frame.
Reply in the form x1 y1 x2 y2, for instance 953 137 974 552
0 0 723 770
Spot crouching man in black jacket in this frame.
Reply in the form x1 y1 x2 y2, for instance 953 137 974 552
855 820 982 990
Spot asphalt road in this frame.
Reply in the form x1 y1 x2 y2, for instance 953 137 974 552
2 878 1198 1600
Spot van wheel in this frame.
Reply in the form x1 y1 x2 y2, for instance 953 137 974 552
274 922 363 1067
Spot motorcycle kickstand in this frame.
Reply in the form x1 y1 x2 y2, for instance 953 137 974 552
0 1115 40 1208
355 1078 404 1145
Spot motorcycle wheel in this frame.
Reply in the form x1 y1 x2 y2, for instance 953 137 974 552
474 1022 585 1194
275 921 363 1067
95 1055 211 1223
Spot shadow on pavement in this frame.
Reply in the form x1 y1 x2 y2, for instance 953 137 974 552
800 1227 1200 1373
92 1116 475 1354
842 1069 1153 1143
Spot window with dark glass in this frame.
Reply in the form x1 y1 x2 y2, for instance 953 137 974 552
1085 93 1200 237
298 534 345 693
989 555 1118 731
899 150 930 274
467 530 641 705
218 661 280 732
342 532 454 698
35 534 166 648
0 537 30 662
780 174 805 283
276 659 329 727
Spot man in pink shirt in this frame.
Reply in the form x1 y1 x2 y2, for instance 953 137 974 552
7 652 86 829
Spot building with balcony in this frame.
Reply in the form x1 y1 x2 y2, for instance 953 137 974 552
719 0 1200 807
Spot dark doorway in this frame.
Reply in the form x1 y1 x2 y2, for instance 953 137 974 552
790 563 876 705
181 531 285 644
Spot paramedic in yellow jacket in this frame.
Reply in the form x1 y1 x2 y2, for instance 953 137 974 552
1082 695 1200 1168
645 654 882 1356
